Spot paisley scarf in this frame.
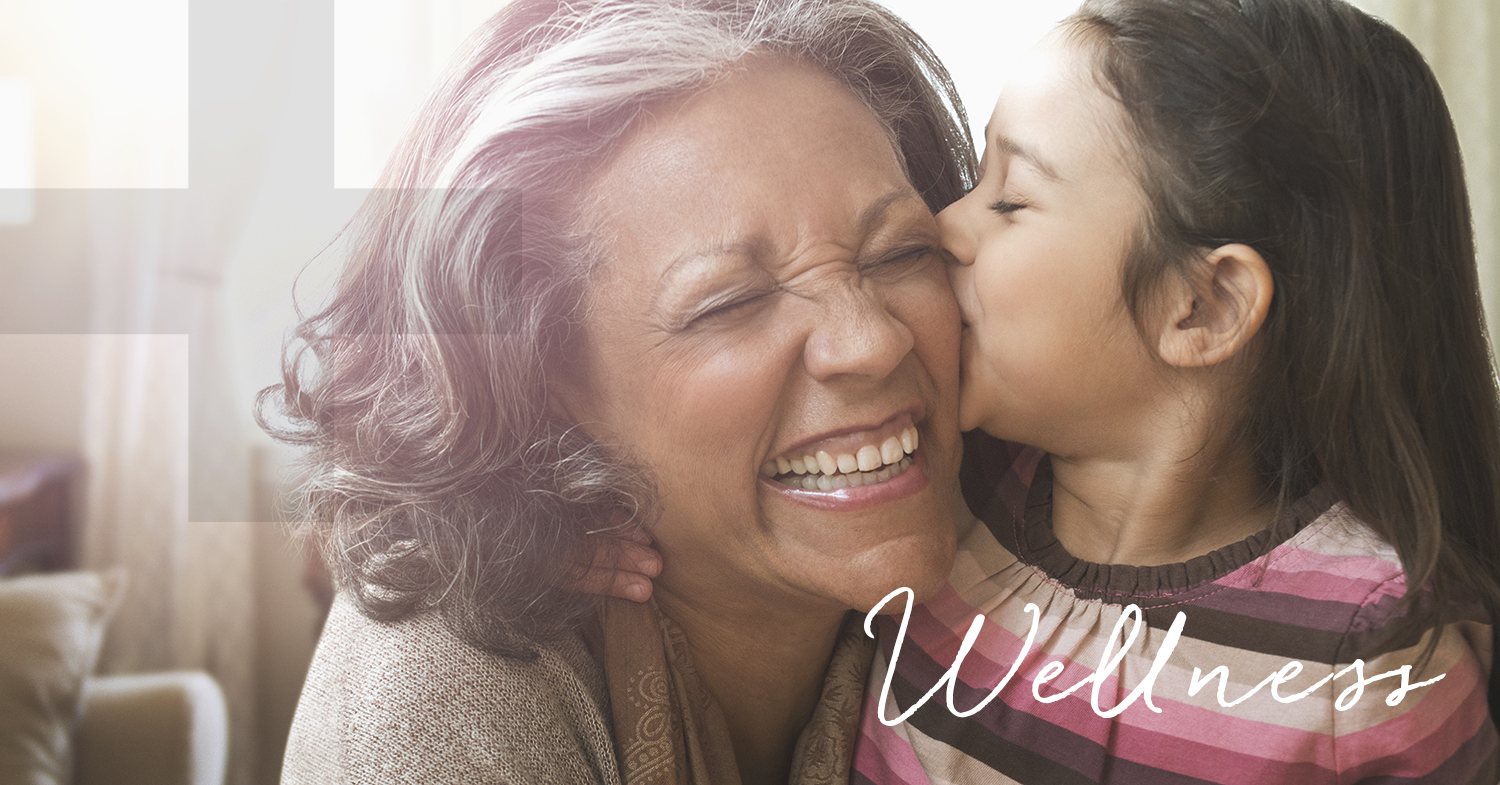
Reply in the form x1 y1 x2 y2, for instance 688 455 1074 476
596 598 874 785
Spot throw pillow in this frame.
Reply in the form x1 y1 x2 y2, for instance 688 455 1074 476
0 569 124 785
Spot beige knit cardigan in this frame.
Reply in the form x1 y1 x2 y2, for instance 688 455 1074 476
281 595 621 784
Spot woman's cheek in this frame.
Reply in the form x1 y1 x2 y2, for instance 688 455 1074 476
905 268 963 388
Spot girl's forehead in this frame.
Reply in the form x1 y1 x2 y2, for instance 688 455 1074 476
985 30 1135 183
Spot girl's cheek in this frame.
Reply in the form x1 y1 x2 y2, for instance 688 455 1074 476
969 252 1005 308
947 261 980 319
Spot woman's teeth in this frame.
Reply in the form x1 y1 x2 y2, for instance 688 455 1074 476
759 427 919 490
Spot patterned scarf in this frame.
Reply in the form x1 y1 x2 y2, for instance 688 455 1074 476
597 598 874 785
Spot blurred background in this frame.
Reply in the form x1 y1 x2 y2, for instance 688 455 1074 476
0 0 1492 783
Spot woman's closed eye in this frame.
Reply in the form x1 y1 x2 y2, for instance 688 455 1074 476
861 245 938 275
684 245 934 327
689 290 775 326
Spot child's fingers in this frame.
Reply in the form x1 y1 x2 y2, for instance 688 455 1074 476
616 541 662 577
566 565 654 602
562 533 662 602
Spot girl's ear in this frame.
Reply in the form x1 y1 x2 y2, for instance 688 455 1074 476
1156 243 1273 368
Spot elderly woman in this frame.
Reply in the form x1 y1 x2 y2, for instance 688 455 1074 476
268 0 975 782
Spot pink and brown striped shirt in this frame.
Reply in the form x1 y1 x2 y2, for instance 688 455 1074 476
855 437 1498 784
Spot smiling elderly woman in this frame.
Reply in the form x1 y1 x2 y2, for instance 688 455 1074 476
267 0 974 782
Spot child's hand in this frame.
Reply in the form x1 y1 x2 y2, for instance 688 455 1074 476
568 528 662 602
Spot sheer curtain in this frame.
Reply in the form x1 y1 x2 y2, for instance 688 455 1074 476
78 5 303 785
82 234 259 785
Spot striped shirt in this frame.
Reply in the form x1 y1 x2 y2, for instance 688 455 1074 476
855 437 1498 784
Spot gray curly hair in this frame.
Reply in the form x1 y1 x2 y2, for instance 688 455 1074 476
258 0 975 656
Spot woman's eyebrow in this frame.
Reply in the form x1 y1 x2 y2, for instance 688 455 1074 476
858 188 927 237
658 240 759 286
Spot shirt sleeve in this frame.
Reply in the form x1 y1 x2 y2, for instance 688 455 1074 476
1332 578 1498 784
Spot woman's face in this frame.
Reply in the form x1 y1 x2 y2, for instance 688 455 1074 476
940 31 1160 457
560 59 962 615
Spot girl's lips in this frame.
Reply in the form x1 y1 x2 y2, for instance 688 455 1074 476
761 444 930 512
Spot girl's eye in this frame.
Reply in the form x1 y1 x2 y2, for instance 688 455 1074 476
990 199 1026 216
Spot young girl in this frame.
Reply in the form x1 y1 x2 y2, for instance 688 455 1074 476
854 0 1500 782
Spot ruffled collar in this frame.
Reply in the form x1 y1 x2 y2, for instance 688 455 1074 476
1006 456 1338 602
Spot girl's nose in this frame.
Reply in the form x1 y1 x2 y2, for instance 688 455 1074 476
936 196 977 266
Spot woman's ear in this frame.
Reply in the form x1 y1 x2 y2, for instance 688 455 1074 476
1156 243 1273 368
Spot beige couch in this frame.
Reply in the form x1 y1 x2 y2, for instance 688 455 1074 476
74 670 228 785
0 570 228 785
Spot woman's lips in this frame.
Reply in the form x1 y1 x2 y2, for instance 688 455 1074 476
761 443 930 512
761 426 917 489
775 453 914 490
761 411 919 477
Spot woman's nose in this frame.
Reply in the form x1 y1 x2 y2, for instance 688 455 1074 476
802 286 914 383
936 196 977 266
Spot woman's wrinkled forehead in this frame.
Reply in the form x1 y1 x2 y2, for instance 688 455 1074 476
575 57 920 279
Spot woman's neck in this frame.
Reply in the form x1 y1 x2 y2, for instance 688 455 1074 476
653 587 844 785
1048 427 1274 567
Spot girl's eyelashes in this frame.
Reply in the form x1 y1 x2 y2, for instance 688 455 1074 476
990 199 1027 216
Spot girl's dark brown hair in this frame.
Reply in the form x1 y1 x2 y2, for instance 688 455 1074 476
1071 0 1500 702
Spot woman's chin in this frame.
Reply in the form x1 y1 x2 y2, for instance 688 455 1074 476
841 526 956 614
757 476 958 613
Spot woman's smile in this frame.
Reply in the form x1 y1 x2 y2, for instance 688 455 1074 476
759 409 919 486
760 409 927 510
